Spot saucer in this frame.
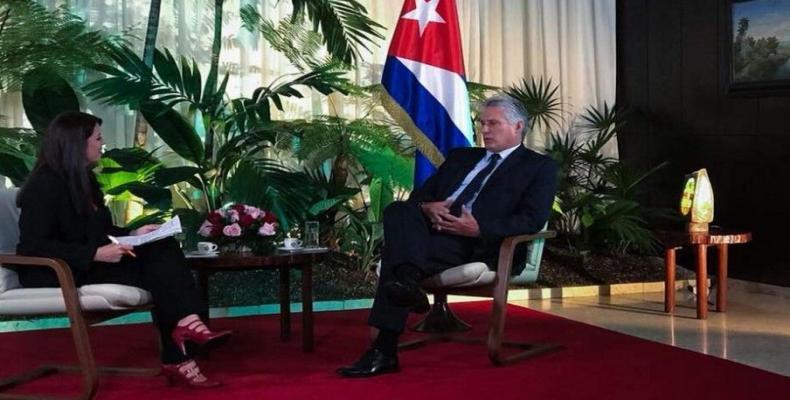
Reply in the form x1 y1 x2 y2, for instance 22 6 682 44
185 251 219 258
277 246 304 252
276 246 329 253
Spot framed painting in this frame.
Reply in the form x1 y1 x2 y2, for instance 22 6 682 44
723 0 790 96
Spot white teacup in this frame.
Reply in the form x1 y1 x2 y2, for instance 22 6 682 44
283 238 303 249
196 241 218 254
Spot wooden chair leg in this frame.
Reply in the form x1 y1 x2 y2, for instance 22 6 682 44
398 334 449 351
0 366 58 392
487 275 561 366
69 307 99 400
0 300 98 400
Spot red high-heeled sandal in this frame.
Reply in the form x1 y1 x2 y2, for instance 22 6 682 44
161 359 222 389
171 319 232 355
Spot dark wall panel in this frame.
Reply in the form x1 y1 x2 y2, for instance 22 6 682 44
617 0 790 286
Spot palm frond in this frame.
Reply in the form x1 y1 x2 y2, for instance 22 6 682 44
225 159 315 231
84 45 204 111
580 102 627 133
240 5 326 71
467 81 500 105
0 127 38 184
603 161 670 199
0 0 125 91
504 77 563 130
289 0 386 65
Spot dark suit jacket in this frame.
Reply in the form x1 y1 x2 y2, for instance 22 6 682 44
15 166 130 286
409 145 558 274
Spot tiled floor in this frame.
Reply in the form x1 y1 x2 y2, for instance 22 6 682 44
511 280 790 377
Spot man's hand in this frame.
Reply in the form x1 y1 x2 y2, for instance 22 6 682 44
419 200 452 224
94 243 134 263
131 224 160 236
433 207 480 237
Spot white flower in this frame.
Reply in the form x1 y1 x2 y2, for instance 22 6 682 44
258 222 276 236
223 223 242 237
227 209 240 222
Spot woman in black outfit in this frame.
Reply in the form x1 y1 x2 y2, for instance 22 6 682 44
16 111 230 389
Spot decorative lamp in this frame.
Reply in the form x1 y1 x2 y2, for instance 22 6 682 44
679 168 714 232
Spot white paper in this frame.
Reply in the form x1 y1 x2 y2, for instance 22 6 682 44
113 216 182 246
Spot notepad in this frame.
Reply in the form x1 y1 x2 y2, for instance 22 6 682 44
112 216 182 246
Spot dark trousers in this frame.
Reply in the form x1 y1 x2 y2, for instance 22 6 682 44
368 201 477 333
19 238 204 364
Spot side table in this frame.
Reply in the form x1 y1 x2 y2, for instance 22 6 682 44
656 229 751 319
187 250 328 352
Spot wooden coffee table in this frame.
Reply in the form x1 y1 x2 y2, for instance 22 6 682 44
187 251 328 352
656 229 751 319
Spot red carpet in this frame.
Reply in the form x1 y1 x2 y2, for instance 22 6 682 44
0 302 788 399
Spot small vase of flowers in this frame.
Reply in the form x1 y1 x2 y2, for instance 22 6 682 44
197 204 279 255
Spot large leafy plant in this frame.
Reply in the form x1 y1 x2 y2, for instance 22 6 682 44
502 77 672 255
545 104 672 255
76 0 386 233
0 0 124 92
82 44 350 222
273 117 413 271
0 1 121 184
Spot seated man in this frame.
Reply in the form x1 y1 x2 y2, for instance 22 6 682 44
337 95 558 377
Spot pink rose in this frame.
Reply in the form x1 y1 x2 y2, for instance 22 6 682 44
198 221 215 237
244 205 262 220
223 223 242 237
258 222 276 236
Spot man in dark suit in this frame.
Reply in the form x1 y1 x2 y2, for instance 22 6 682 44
337 95 558 377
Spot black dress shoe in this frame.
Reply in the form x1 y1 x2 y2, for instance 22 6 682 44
384 281 430 314
336 348 399 378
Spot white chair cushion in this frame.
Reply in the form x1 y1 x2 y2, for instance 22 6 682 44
0 265 20 293
0 284 152 314
0 187 21 293
0 186 153 314
422 262 496 289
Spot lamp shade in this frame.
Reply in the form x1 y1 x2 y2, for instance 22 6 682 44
679 168 714 232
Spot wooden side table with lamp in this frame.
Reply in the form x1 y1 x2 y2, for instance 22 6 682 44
657 169 751 319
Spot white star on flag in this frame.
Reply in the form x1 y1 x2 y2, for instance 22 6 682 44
401 0 446 36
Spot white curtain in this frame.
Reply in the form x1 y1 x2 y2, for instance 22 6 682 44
0 0 616 155
458 0 617 154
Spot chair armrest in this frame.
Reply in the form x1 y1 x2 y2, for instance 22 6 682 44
0 254 83 313
495 230 557 279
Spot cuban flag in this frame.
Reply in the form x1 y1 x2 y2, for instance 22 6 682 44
381 0 474 187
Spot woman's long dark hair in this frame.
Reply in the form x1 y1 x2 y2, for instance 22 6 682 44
19 111 103 215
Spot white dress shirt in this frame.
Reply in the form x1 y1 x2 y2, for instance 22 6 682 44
446 144 521 212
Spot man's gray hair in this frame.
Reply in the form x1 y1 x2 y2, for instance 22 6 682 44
480 95 530 137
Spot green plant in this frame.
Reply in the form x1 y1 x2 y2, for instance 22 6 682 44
503 77 563 131
545 103 672 255
82 44 350 222
0 0 124 92
285 0 386 65
274 117 414 271
0 69 81 184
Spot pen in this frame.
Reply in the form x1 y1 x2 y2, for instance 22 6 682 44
107 235 137 258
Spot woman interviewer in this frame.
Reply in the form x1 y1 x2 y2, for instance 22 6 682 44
15 111 230 389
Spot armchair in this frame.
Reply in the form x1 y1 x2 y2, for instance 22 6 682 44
0 187 156 400
400 228 561 365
